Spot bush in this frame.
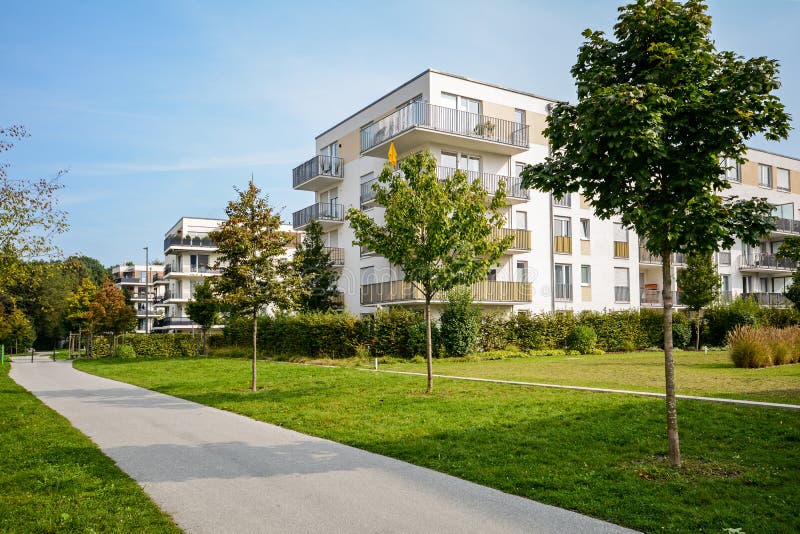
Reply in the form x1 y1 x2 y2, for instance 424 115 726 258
672 322 691 349
727 326 771 368
114 344 136 358
566 325 597 355
704 298 760 346
440 287 480 357
476 314 510 351
407 321 441 358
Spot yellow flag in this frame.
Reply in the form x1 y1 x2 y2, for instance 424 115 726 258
388 142 397 167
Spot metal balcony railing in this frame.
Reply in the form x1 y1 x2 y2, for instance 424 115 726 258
292 202 344 229
773 217 800 234
165 264 219 275
742 292 789 307
360 177 379 205
323 247 345 266
553 194 571 207
638 247 686 265
152 317 201 329
739 253 798 271
360 101 529 153
164 235 216 250
292 155 344 188
360 280 531 306
436 167 529 200
640 289 685 306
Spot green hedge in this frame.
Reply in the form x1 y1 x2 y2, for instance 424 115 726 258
85 333 200 359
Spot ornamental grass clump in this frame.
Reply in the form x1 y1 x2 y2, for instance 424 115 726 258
727 326 771 368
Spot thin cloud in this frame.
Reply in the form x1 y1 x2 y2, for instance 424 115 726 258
74 151 306 176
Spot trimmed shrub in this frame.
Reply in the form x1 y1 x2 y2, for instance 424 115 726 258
365 308 421 358
440 287 480 357
672 322 691 349
566 325 597 355
727 326 771 368
91 336 110 358
407 321 441 358
511 312 575 350
476 314 510 351
114 344 136 358
704 298 760 346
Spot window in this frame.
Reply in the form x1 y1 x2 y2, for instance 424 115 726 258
553 193 571 207
360 266 375 285
515 211 528 230
554 264 572 300
580 218 590 240
553 217 571 237
360 172 376 205
442 92 482 136
441 151 480 177
777 168 790 192
580 265 591 286
721 274 730 293
718 250 731 266
320 142 340 175
487 268 497 282
515 162 526 178
516 261 528 283
773 202 794 220
514 109 526 125
613 222 628 242
759 164 773 188
721 157 741 182
614 267 630 303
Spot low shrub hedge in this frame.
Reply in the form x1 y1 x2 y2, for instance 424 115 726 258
85 333 200 359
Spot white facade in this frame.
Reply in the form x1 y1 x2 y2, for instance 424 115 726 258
290 70 800 315
111 263 165 333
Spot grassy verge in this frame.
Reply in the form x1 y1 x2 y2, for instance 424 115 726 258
0 361 180 533
77 357 800 534
359 350 800 404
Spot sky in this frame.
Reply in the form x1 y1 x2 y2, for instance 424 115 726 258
2 0 799 266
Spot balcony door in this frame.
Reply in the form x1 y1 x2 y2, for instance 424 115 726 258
441 152 480 181
319 188 339 218
320 142 339 175
441 92 481 135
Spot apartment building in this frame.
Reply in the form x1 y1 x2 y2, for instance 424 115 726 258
111 263 165 333
290 69 800 315
155 216 299 332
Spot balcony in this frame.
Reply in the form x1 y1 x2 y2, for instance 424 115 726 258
554 236 572 254
638 247 687 266
493 228 532 252
360 101 529 158
324 247 345 267
614 241 630 259
640 289 685 307
436 167 529 202
115 277 145 286
292 202 345 231
360 177 380 207
739 253 797 273
293 155 344 191
163 290 188 303
361 280 532 306
164 235 216 253
772 217 800 235
164 264 221 277
152 317 201 330
742 292 789 307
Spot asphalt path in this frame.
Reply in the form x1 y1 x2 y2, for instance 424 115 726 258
10 357 637 534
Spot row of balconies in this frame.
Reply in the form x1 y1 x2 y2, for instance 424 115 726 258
360 280 531 306
164 264 221 276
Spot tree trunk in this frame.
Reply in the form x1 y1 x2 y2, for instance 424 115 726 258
662 248 681 468
425 295 433 394
252 312 258 392
695 311 703 351
202 329 208 355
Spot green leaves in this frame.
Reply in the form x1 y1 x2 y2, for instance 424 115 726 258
346 151 511 298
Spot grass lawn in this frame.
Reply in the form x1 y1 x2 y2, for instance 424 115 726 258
368 350 800 405
77 357 800 534
0 361 180 533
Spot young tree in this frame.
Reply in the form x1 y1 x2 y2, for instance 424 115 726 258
65 277 97 334
347 151 511 393
88 278 136 342
187 280 219 354
439 287 480 358
293 220 340 312
677 252 720 349
0 308 35 353
210 180 297 392
521 0 789 467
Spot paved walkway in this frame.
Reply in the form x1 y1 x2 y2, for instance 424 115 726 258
365 369 800 410
10 357 636 534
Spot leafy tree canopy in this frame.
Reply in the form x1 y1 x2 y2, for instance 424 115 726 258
293 220 340 313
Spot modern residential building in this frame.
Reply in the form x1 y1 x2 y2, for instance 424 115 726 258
111 263 165 333
154 216 299 332
290 69 800 315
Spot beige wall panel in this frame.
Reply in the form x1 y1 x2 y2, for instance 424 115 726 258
581 286 592 302
482 101 516 123
580 240 591 255
741 161 758 186
338 129 360 163
529 112 548 147
580 195 592 210
790 170 800 194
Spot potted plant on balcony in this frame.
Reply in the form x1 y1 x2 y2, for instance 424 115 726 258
473 120 496 137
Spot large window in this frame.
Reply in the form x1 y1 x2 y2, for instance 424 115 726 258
613 222 629 243
579 218 590 240
721 157 741 182
515 210 528 230
553 193 571 207
553 216 571 237
516 261 528 283
320 142 340 175
777 168 791 192
759 164 773 188
614 267 630 303
554 264 572 301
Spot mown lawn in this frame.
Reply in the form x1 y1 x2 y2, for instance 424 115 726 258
370 350 800 404
0 361 180 533
77 357 800 534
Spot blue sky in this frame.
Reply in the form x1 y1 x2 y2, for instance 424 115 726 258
2 0 798 266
